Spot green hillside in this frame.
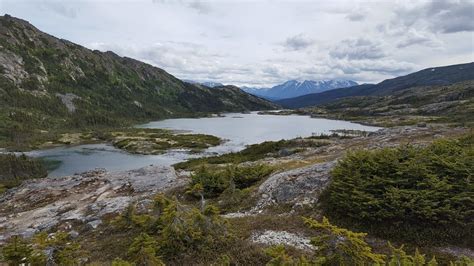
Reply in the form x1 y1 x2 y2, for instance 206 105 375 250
0 15 276 150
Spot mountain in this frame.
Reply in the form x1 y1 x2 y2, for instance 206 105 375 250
0 15 276 147
278 62 474 108
183 80 225 88
242 79 358 100
302 81 474 126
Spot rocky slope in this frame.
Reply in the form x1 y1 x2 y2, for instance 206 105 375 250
0 165 188 242
292 81 474 126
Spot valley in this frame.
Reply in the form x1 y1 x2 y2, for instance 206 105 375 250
0 11 473 266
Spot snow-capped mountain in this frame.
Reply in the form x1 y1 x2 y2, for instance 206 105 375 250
243 79 358 100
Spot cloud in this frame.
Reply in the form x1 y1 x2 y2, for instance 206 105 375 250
38 0 78 18
89 39 418 87
188 1 212 14
4 0 471 87
346 11 365 21
333 59 416 76
151 0 212 14
282 34 315 51
395 0 474 34
396 29 443 48
330 38 386 60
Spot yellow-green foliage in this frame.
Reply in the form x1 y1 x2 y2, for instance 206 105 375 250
110 195 230 263
387 243 437 266
154 195 229 257
0 232 83 265
127 233 164 265
111 257 135 266
322 135 474 245
264 217 473 266
264 245 310 266
304 216 386 265
190 164 274 198
0 235 34 265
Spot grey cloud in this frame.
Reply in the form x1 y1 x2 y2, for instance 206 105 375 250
346 12 365 21
89 40 417 88
39 0 78 18
188 1 212 14
282 34 315 51
395 0 474 33
330 38 386 60
151 0 212 14
334 59 416 76
396 29 443 48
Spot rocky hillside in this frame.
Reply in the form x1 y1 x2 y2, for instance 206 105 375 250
0 15 276 148
278 62 474 108
300 81 474 126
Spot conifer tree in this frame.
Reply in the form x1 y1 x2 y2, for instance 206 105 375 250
304 216 386 265
128 233 164 266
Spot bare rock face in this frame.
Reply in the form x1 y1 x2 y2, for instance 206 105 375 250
0 165 188 242
251 230 314 251
256 161 335 210
0 49 28 85
56 93 81 112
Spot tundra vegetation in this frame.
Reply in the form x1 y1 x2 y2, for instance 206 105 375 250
0 153 47 193
1 134 473 265
321 135 474 246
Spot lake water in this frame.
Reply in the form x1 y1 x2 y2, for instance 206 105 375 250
30 112 380 177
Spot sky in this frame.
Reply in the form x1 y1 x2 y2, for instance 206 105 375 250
1 0 473 87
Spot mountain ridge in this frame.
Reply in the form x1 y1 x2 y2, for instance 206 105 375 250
278 62 474 108
0 14 277 149
242 79 358 100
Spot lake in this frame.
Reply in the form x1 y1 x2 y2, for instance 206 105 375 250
30 112 380 177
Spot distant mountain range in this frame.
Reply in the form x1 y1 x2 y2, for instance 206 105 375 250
278 62 474 108
242 80 358 100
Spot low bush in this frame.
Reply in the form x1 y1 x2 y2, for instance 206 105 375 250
0 153 47 190
265 217 473 265
175 138 327 170
190 164 274 198
321 134 474 246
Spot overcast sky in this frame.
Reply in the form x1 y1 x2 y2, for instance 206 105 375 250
1 0 473 87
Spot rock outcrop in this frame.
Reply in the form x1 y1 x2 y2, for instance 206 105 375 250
251 230 314 251
0 165 188 242
255 161 335 210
